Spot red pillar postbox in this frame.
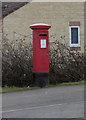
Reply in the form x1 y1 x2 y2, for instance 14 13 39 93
30 23 51 87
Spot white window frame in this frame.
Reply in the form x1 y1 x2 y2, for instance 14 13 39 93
69 26 80 47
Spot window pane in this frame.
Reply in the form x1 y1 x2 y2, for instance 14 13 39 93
71 28 78 44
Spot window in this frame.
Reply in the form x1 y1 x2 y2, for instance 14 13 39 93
69 26 80 47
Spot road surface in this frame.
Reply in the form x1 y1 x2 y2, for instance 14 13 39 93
2 84 84 118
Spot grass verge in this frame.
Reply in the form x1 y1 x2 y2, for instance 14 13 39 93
1 80 85 93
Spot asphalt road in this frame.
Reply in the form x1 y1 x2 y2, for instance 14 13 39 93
2 84 84 118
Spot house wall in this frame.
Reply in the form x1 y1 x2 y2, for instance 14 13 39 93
0 20 2 33
3 2 84 52
84 2 86 52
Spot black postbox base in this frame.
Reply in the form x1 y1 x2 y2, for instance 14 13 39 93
33 72 49 88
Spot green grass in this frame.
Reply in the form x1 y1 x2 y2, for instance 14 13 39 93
45 80 85 88
1 86 39 93
1 80 85 93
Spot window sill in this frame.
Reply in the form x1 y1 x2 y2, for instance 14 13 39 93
70 47 81 51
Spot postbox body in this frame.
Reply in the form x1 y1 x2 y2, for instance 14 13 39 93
30 24 51 73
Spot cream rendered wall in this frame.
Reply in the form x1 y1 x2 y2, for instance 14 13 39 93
3 2 84 52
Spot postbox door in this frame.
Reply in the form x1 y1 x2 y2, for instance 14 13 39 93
33 31 49 73
39 33 49 72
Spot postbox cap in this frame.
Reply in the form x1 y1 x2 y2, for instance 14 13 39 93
30 23 51 30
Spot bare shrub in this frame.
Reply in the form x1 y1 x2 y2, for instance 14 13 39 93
2 34 33 87
2 33 84 87
49 39 84 84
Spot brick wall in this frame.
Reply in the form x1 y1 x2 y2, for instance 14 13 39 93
84 2 86 52
0 20 2 33
3 2 84 52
